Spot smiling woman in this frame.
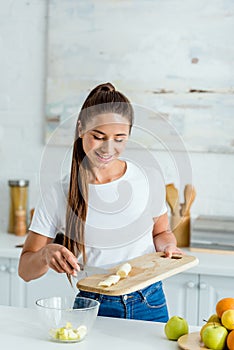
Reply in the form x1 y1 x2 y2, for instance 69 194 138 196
78 113 130 177
18 82 182 323
65 83 134 262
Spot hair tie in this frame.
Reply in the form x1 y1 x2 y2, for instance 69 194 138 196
99 82 115 92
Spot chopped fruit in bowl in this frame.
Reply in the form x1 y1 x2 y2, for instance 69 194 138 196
49 322 87 342
36 296 99 342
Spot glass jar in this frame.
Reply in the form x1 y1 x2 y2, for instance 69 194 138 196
8 180 29 236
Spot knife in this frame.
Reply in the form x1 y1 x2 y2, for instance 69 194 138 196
78 263 109 275
53 233 109 275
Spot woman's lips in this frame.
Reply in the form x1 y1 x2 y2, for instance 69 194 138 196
95 151 114 163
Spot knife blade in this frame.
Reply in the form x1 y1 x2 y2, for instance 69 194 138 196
78 263 109 275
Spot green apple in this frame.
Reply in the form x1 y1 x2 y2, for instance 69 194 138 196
202 324 228 350
207 314 221 324
164 316 189 341
200 322 221 339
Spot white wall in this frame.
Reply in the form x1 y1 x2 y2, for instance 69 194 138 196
0 0 233 232
0 0 52 231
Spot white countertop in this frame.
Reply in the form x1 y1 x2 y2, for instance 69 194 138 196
0 305 199 350
0 232 26 258
0 232 234 277
183 247 234 277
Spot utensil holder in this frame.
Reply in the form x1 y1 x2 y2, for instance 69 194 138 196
170 215 190 247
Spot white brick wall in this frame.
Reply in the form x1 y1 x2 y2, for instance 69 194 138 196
0 0 233 232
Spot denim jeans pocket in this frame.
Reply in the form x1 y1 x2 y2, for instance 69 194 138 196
143 295 167 309
141 282 167 309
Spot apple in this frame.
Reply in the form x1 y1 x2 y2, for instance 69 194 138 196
202 324 228 350
200 321 221 338
164 316 189 341
208 314 221 324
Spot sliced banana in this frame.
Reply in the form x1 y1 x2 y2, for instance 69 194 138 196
98 274 120 287
97 263 132 287
49 323 87 341
116 263 132 278
76 325 87 340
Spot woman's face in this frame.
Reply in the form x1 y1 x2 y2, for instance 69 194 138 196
79 113 130 168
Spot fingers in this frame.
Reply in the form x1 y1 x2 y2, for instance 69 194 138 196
175 248 184 255
164 245 184 258
61 247 79 271
44 244 79 275
164 250 173 258
50 257 66 274
59 247 80 276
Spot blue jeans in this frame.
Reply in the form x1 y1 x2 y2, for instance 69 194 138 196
76 281 169 322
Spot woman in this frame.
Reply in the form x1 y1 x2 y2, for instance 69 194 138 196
18 82 182 322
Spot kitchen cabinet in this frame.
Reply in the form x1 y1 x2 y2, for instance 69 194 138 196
0 233 77 308
163 272 234 326
25 269 76 308
0 257 25 307
198 274 234 324
0 259 76 308
163 273 199 325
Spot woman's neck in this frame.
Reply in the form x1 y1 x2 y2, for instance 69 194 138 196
89 160 127 184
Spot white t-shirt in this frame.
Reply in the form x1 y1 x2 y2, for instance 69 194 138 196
30 161 167 268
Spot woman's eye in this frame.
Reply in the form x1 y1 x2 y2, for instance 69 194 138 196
115 139 124 143
92 135 125 142
93 135 104 141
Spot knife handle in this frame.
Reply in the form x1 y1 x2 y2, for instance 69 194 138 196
53 232 65 245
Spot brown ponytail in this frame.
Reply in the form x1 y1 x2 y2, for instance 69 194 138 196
65 83 134 279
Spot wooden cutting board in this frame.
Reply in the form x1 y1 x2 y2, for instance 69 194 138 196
77 252 198 296
178 332 206 350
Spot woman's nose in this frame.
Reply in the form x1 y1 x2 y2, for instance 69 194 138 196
100 140 114 154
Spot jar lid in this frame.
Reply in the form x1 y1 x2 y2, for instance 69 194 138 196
8 180 29 187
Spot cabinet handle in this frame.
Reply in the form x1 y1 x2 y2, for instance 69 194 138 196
0 265 7 272
8 266 16 274
186 281 196 289
199 282 207 290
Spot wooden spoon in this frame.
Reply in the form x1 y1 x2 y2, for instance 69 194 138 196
166 183 180 216
181 184 196 216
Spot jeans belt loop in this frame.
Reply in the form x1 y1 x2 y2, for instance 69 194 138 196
137 290 146 302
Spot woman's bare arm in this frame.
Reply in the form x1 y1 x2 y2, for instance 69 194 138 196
18 231 79 282
152 213 183 257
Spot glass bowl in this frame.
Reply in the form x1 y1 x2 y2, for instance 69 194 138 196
36 296 100 342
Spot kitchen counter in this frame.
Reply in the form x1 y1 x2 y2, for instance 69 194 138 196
0 232 26 258
0 305 199 350
0 232 233 277
183 247 234 277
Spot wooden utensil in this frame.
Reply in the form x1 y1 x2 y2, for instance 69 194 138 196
166 183 180 216
77 252 198 296
181 184 196 216
178 332 206 350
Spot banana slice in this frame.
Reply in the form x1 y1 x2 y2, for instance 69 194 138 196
97 263 132 287
98 274 120 287
116 263 132 278
76 325 87 340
